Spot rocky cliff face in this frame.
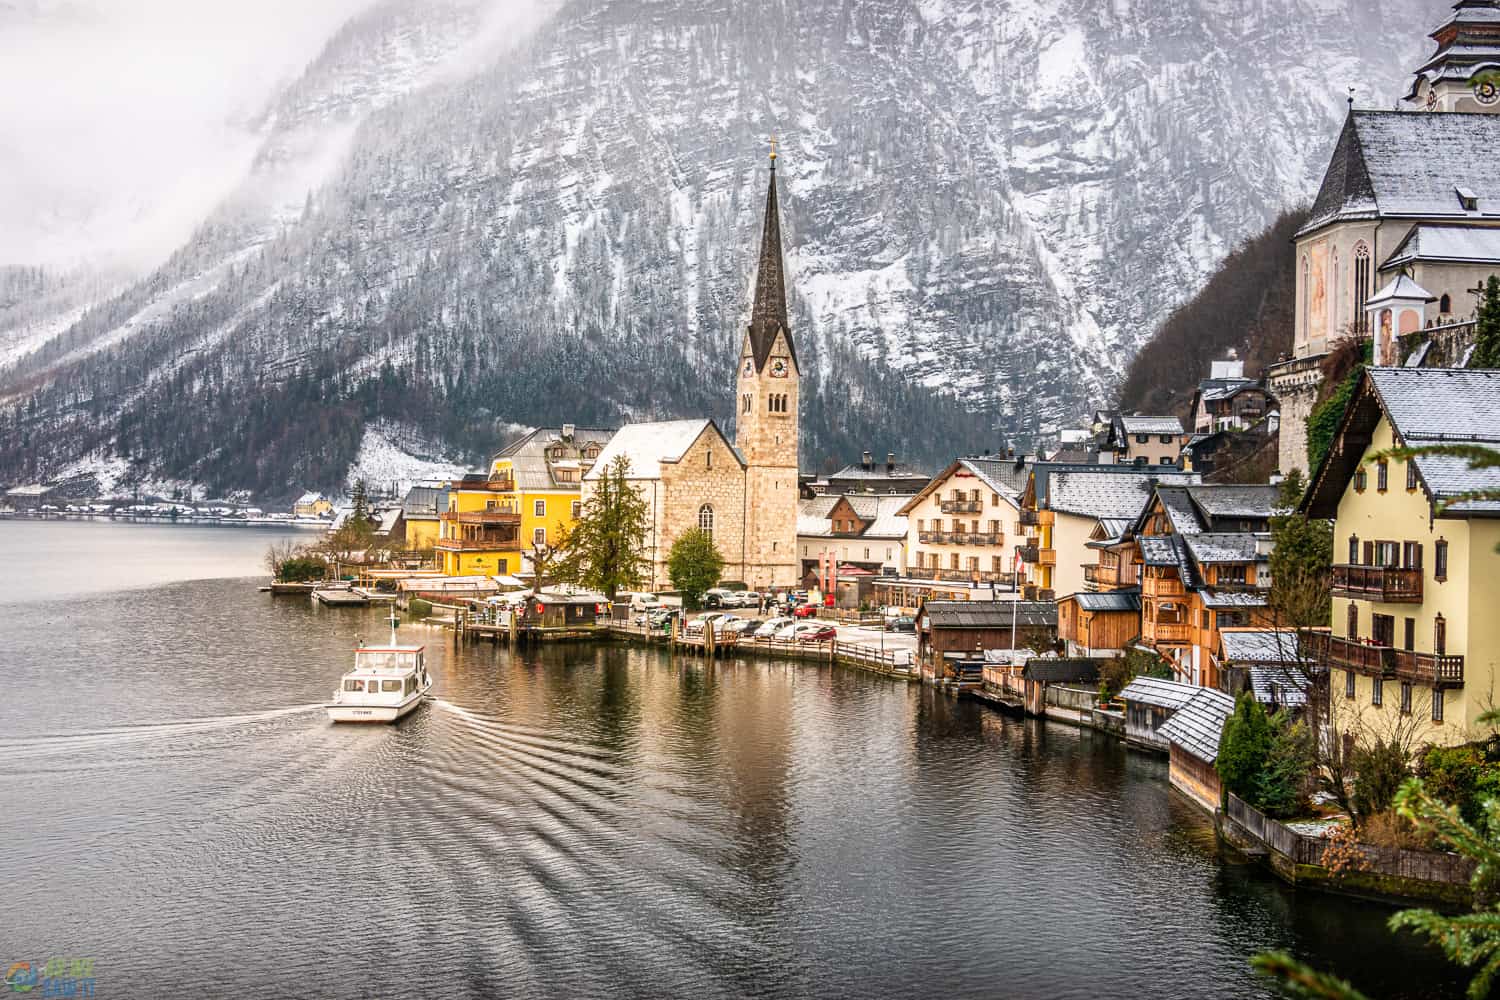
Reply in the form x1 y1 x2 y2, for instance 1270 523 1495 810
0 0 1445 498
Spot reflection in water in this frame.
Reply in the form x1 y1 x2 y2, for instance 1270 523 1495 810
0 536 1472 998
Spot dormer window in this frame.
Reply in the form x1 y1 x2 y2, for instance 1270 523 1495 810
1457 186 1479 212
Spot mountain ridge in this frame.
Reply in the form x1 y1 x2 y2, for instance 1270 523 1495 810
0 0 1449 499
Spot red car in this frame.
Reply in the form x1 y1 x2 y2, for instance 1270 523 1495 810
792 603 819 619
798 625 836 642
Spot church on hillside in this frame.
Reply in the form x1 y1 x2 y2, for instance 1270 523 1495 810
582 149 801 593
1270 0 1500 475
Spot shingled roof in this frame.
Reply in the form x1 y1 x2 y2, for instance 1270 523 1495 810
746 164 798 373
1304 368 1500 518
1119 676 1197 711
1033 467 1200 520
1299 111 1500 238
920 601 1057 629
1157 687 1237 764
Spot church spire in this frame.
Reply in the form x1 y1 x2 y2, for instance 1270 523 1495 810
748 141 795 372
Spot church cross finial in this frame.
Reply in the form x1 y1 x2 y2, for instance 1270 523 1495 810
769 133 778 165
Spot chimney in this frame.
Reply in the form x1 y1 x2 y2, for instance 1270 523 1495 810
886 453 896 473
862 451 873 471
562 423 575 439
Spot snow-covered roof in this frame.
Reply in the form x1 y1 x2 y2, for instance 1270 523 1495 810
1383 224 1500 271
1366 274 1436 308
495 426 618 491
1156 687 1237 763
1301 111 1500 236
1369 368 1500 514
1198 589 1270 610
374 507 403 534
1040 469 1199 519
1188 485 1279 521
1120 676 1197 711
582 419 740 481
959 457 1029 497
1118 415 1185 436
797 494 910 539
1183 533 1265 564
1249 665 1309 708
1220 630 1302 665
296 491 326 504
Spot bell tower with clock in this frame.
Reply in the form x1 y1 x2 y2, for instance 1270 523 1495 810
735 141 800 590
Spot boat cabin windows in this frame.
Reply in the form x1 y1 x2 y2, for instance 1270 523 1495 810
354 650 421 671
343 679 365 692
381 679 403 693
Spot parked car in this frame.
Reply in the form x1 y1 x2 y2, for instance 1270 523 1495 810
643 608 681 629
720 618 763 636
776 622 835 642
755 617 794 638
887 616 916 633
792 603 819 619
622 592 662 612
685 612 736 634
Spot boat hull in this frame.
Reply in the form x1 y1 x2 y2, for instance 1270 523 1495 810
326 690 428 724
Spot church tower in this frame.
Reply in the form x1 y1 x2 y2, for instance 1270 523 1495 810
736 145 800 591
1406 0 1500 113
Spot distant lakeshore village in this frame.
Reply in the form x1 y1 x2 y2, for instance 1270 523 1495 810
8 1 1500 907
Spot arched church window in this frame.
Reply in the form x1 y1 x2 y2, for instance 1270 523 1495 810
698 504 714 538
1353 242 1371 333
1440 293 1452 315
1301 256 1310 338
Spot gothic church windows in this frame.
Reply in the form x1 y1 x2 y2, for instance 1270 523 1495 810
767 393 790 413
699 504 715 539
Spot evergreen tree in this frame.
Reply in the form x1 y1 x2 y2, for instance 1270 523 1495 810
350 479 369 525
1471 275 1500 369
555 456 650 599
667 529 724 610
1217 693 1274 805
1268 469 1333 632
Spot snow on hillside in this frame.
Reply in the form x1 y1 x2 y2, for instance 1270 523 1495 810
345 422 467 494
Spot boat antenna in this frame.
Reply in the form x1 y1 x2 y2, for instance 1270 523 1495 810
387 612 400 644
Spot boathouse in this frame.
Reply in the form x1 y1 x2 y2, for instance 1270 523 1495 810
1118 676 1197 751
916 600 1056 679
1156 686 1236 812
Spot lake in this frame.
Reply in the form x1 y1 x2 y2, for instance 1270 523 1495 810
0 521 1468 998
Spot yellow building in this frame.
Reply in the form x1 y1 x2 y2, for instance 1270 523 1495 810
437 474 523 577
400 483 448 553
293 491 333 517
434 425 617 579
1303 368 1500 746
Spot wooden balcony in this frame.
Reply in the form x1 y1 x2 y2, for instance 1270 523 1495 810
1146 621 1192 644
949 532 972 545
970 532 1002 547
1037 549 1057 567
1393 649 1465 688
1331 564 1423 603
1018 545 1040 563
435 534 523 552
1019 509 1040 527
1142 574 1186 600
486 475 516 492
941 499 981 513
1084 564 1120 587
441 508 521 525
1309 632 1468 688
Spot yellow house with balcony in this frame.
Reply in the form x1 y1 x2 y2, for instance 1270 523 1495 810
486 425 615 559
437 474 523 577
1302 368 1500 746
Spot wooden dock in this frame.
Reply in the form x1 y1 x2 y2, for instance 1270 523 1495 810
314 588 369 607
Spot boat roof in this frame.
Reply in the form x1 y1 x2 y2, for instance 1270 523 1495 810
356 645 425 653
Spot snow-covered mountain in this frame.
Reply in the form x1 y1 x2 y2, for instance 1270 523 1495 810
0 0 1446 498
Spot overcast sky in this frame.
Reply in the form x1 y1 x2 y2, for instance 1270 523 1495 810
0 0 378 271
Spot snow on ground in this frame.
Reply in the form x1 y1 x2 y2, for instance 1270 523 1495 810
345 421 468 495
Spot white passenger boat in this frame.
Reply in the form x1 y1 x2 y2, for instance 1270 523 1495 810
326 619 432 723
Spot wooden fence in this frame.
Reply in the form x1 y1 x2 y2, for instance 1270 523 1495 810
1225 793 1475 885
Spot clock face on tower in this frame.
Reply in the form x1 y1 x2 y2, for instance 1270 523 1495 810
743 357 754 377
1475 73 1500 106
770 357 789 379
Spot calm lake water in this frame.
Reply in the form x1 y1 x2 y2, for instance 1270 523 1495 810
0 521 1470 998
